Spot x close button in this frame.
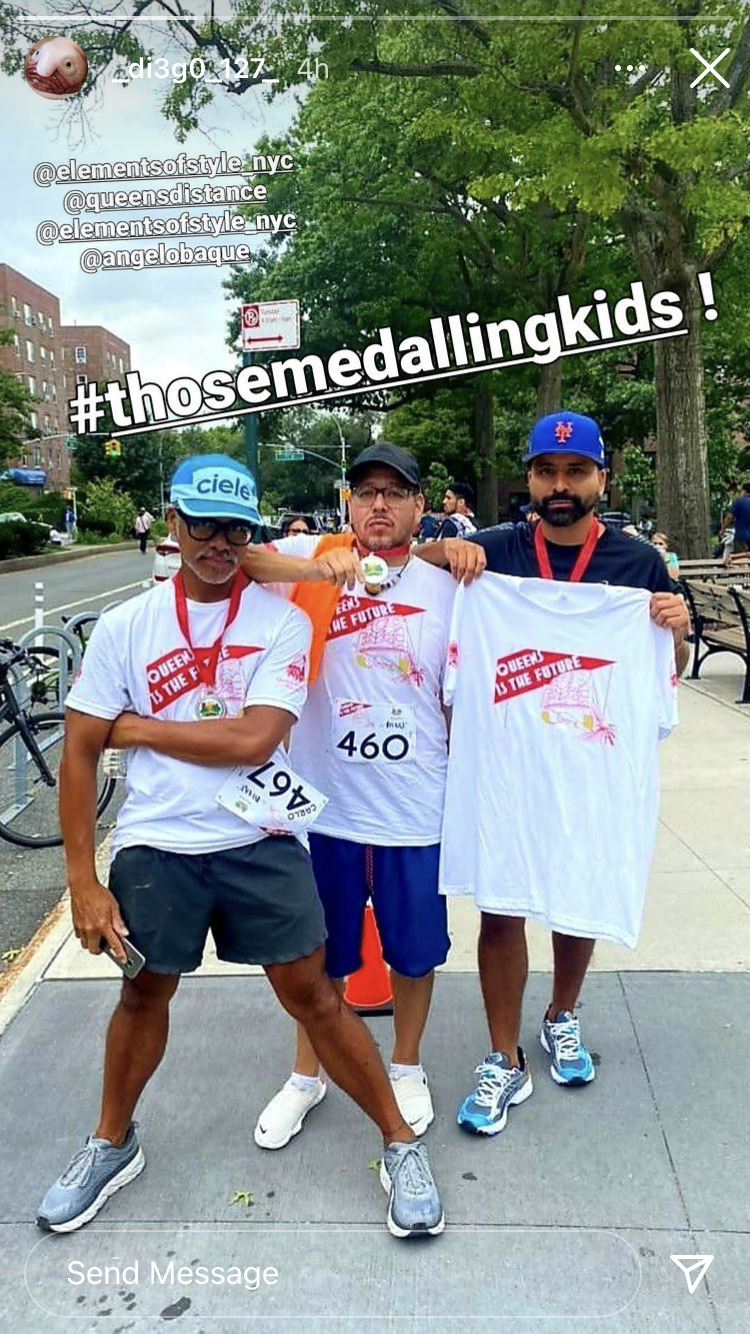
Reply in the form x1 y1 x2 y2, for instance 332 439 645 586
690 48 730 88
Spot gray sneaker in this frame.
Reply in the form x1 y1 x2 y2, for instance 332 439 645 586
379 1141 445 1238
37 1124 144 1233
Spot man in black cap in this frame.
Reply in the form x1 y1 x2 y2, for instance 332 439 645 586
242 443 457 1154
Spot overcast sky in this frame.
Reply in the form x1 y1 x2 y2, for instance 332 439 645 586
1 51 297 390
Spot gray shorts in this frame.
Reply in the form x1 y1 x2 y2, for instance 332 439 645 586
108 838 327 975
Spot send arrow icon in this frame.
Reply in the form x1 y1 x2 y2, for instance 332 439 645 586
670 1255 714 1293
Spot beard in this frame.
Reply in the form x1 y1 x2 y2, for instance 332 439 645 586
537 493 598 527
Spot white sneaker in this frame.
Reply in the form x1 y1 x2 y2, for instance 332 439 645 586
390 1067 434 1136
254 1078 327 1150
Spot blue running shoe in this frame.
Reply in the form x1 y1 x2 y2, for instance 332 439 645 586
540 1010 595 1085
380 1141 445 1238
457 1049 533 1135
37 1124 144 1233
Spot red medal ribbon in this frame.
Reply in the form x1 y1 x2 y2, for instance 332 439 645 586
534 518 604 582
356 542 412 560
173 570 247 687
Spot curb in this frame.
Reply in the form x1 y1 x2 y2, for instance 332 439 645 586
0 833 112 1038
0 542 135 574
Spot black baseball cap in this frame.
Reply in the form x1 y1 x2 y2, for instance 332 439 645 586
346 442 421 490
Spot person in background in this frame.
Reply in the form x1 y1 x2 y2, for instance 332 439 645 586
721 482 750 558
651 532 680 578
281 515 313 537
134 507 154 554
437 483 478 539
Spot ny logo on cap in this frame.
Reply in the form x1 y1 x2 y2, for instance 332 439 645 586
554 421 574 443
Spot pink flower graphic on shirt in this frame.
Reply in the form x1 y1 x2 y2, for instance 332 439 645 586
447 641 459 670
284 652 308 687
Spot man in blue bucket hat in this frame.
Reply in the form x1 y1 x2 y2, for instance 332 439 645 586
38 453 444 1241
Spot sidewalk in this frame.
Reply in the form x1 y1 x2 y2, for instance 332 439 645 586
0 668 748 1331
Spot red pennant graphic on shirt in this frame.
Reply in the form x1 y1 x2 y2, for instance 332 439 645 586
147 642 263 713
494 648 614 703
327 595 423 642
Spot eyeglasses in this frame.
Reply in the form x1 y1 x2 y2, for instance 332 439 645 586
175 510 255 546
351 484 416 505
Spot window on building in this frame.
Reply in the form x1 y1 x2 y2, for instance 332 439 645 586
30 411 38 430
76 373 86 385
33 446 41 466
28 375 36 394
75 346 87 364
13 334 19 354
48 316 53 334
41 380 48 397
26 340 34 361
40 346 46 361
37 310 44 328
52 385 57 402
44 415 50 431
11 296 17 316
23 302 32 325
49 350 55 366
119 357 124 374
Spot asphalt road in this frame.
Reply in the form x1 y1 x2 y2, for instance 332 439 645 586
0 548 150 975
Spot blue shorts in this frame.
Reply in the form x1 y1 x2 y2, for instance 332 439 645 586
308 833 450 979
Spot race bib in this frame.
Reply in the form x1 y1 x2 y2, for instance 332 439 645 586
215 758 329 831
331 699 416 764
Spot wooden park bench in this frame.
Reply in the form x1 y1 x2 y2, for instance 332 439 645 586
682 579 750 704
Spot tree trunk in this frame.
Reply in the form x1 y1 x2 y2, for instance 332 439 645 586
653 271 711 558
535 359 562 417
473 376 497 526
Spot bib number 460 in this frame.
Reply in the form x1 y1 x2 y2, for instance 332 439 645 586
336 730 410 762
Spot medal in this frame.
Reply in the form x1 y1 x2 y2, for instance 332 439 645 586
195 691 227 719
360 554 389 593
174 570 247 718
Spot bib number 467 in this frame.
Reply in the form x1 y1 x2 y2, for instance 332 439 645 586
246 759 312 809
336 730 410 763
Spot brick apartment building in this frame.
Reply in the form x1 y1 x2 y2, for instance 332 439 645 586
0 263 131 493
60 324 131 393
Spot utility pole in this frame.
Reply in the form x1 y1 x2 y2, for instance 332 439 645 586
243 350 259 498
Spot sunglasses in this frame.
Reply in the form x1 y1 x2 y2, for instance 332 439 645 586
175 510 255 546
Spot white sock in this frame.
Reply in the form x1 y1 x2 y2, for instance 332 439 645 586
290 1072 322 1091
389 1062 422 1079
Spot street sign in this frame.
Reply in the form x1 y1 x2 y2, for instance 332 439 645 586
242 300 300 352
274 449 305 461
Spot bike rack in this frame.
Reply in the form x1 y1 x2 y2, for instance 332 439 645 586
1 626 83 830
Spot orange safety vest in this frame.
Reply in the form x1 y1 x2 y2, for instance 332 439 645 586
291 532 357 683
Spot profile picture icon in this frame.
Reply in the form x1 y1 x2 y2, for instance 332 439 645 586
24 36 87 100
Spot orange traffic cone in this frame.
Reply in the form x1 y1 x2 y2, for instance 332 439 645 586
344 903 393 1015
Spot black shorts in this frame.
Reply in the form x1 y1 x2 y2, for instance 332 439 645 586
108 838 327 975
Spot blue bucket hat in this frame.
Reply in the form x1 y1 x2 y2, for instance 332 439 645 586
524 412 606 466
170 454 261 524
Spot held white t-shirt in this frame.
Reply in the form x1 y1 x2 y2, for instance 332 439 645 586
439 574 678 948
268 534 456 845
66 577 312 855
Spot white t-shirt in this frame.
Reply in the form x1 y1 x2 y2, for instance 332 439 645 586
268 534 456 845
66 576 312 856
439 574 678 947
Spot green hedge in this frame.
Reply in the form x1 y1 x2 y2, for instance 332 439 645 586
0 519 50 559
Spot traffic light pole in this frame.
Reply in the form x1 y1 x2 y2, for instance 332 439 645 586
242 350 259 499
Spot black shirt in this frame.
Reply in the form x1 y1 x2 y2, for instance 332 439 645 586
470 522 673 593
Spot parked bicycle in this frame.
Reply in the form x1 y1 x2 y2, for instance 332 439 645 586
0 639 117 848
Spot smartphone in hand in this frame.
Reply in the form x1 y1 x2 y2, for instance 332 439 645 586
101 937 146 980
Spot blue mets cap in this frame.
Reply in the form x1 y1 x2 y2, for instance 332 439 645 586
169 454 261 524
524 412 606 466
